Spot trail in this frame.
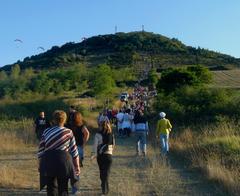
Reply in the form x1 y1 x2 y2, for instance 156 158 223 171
0 135 228 196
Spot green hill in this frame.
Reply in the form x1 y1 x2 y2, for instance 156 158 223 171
1 31 240 71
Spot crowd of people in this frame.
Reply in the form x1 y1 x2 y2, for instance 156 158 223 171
35 88 172 195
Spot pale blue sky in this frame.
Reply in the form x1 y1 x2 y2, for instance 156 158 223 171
0 0 240 66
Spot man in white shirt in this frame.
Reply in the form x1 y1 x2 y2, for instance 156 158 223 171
116 109 124 137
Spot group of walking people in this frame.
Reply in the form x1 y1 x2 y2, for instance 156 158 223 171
36 102 172 196
36 106 114 196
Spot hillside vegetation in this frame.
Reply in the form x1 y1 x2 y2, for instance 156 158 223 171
1 31 240 72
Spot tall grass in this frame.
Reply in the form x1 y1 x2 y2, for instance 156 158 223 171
171 122 240 195
0 119 36 155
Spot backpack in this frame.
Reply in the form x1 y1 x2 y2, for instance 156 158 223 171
97 133 114 155
97 143 108 155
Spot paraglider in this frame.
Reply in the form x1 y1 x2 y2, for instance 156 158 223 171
37 47 45 51
14 39 23 43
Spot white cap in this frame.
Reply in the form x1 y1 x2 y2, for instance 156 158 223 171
159 112 166 118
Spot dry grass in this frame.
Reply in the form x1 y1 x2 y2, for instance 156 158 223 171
171 122 240 196
0 118 38 190
0 119 36 155
0 159 38 189
0 132 28 155
211 70 240 88
203 160 240 194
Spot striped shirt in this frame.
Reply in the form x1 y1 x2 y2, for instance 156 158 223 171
38 126 79 159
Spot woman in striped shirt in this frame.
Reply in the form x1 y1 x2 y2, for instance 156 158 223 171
38 110 80 196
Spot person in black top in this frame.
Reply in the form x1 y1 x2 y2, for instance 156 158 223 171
91 120 115 195
72 112 90 167
133 110 149 156
66 105 76 130
71 112 90 194
34 111 50 140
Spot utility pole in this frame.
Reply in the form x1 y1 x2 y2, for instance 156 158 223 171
115 25 118 34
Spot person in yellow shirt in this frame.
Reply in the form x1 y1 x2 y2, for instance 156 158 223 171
156 112 172 155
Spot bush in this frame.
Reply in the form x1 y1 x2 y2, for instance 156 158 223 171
153 87 233 124
157 65 212 94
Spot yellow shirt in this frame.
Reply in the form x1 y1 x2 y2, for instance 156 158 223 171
156 118 172 135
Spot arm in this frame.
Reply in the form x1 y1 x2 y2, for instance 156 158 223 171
167 120 172 132
145 122 149 134
82 126 90 146
112 134 116 149
156 121 160 137
91 133 100 159
37 135 45 158
37 135 45 172
69 134 80 175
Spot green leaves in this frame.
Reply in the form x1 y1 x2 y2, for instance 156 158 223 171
92 64 116 96
157 65 213 93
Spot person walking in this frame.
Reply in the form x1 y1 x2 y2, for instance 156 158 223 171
38 110 80 196
70 112 90 194
72 112 90 167
122 109 133 137
134 110 149 156
66 105 76 130
156 112 172 155
116 109 124 137
91 120 115 195
34 111 50 140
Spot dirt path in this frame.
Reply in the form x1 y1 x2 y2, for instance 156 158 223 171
0 137 228 196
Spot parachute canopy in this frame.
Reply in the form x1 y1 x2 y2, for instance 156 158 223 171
14 39 23 43
37 47 45 51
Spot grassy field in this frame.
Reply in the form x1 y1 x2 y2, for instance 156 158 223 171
211 70 240 88
171 123 240 196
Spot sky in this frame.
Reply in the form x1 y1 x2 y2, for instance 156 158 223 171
0 0 240 66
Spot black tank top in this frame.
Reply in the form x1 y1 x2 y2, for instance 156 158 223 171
101 132 114 145
72 125 85 146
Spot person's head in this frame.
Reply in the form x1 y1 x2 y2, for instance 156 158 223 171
159 112 166 119
52 110 67 126
135 110 142 117
69 105 75 113
73 112 83 126
39 111 45 118
101 120 112 134
103 109 108 116
126 109 131 114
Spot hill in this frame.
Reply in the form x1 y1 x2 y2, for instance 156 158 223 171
1 31 240 72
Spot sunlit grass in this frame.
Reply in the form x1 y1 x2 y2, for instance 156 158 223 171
171 122 240 195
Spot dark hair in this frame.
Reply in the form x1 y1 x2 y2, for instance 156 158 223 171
126 109 131 114
73 112 83 126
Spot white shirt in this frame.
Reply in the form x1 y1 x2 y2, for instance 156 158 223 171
122 113 133 129
116 112 124 130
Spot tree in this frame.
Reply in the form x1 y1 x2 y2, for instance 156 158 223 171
0 71 8 81
92 64 115 95
10 64 21 80
187 65 212 84
148 68 159 86
157 66 212 94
